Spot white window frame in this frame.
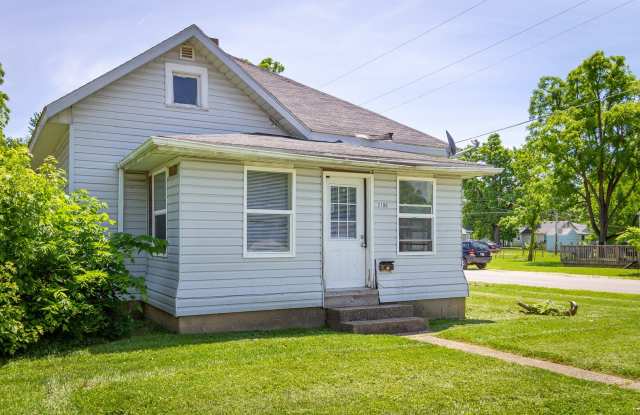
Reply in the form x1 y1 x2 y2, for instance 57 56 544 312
243 166 296 258
151 167 168 257
165 62 208 109
397 176 436 256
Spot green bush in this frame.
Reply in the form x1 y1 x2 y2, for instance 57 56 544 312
0 141 163 355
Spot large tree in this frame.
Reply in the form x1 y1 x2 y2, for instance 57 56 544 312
461 134 517 242
500 144 553 261
528 51 640 245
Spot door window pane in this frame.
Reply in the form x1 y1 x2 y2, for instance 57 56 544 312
330 185 357 239
173 75 198 105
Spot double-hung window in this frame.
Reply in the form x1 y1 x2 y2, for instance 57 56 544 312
244 167 296 257
151 170 167 254
165 62 208 108
398 177 435 254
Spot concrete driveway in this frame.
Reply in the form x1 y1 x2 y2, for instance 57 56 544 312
465 269 640 295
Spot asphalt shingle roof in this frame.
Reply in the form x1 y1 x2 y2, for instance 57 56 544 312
233 58 447 149
156 133 491 170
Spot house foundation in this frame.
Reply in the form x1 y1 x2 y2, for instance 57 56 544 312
399 297 466 320
144 303 326 334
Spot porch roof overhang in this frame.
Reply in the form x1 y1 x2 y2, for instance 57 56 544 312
119 133 502 178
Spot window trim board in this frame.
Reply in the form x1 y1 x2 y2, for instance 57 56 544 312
243 165 297 258
151 167 169 257
396 176 436 256
164 62 208 109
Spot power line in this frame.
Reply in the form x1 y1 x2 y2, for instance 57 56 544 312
455 88 638 143
382 0 637 113
319 0 489 88
359 0 591 106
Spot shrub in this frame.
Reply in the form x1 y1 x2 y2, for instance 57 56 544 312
0 140 163 355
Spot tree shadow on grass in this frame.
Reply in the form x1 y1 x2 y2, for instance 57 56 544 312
0 322 337 365
428 318 495 333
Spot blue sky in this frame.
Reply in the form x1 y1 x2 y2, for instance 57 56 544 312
2 0 638 148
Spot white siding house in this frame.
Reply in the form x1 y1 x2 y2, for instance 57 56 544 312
30 25 499 333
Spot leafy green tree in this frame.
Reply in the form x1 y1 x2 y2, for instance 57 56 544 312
500 144 552 261
528 51 640 245
461 134 516 242
617 226 640 252
27 110 41 138
0 64 9 141
259 57 285 74
0 141 164 354
0 66 163 354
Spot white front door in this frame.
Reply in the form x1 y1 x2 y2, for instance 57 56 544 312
324 175 366 289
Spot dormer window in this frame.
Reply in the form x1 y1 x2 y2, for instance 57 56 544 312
165 63 208 109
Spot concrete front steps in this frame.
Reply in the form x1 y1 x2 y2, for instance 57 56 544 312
325 289 427 334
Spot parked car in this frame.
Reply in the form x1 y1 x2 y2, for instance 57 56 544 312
484 240 501 253
462 240 492 269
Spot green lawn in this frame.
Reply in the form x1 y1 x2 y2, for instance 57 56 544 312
486 247 640 278
434 283 640 380
2 325 639 413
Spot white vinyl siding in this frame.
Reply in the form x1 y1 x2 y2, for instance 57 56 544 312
146 171 179 314
177 160 322 317
375 174 467 303
69 45 284 314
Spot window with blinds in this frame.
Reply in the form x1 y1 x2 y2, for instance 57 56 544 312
244 168 295 256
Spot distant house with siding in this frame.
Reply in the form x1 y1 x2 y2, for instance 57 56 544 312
515 221 590 251
29 25 499 334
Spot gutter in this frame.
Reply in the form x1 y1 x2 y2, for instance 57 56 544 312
119 137 502 177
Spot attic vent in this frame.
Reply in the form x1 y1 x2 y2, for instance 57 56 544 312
179 45 195 61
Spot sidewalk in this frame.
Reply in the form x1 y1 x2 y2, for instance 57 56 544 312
465 269 640 294
406 333 640 391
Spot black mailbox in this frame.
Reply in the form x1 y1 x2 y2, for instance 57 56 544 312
378 260 395 272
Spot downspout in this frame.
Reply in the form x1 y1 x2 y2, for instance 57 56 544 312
118 168 124 232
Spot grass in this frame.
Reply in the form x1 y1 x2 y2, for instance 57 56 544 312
2 324 639 413
485 247 640 278
434 283 640 380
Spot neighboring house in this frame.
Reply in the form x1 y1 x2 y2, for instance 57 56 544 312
515 221 590 251
30 25 499 334
461 228 472 241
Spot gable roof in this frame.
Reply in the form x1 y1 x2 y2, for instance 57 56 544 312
233 58 446 148
30 24 446 155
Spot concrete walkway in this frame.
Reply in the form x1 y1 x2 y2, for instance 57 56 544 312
406 333 640 391
465 269 640 294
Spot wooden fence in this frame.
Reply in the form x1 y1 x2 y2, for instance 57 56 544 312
560 245 639 267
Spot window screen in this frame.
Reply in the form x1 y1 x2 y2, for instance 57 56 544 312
398 179 434 253
245 169 294 255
